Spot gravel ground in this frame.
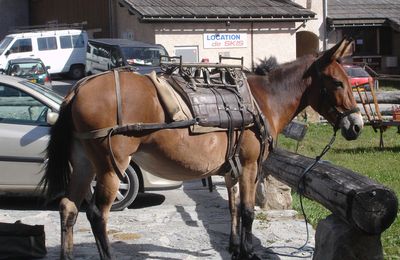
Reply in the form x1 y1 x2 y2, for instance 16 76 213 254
0 177 315 259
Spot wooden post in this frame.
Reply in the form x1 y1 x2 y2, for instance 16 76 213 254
262 148 398 235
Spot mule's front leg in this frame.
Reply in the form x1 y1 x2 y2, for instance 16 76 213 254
225 178 241 259
238 163 260 260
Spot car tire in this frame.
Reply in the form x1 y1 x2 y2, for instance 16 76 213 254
86 165 140 211
68 64 85 79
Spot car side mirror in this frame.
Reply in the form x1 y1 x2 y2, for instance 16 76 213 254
46 111 59 125
5 50 10 56
0 68 4 74
46 66 51 70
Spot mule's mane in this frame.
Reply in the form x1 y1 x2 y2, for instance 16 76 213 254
254 57 279 75
255 55 315 93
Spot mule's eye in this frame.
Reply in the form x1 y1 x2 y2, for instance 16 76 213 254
333 80 343 88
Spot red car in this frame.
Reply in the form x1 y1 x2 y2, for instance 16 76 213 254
343 64 375 90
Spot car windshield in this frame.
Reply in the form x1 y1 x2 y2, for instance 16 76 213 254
345 67 370 77
0 37 13 55
121 46 168 66
20 80 63 105
9 62 46 77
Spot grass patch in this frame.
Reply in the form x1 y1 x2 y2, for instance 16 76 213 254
378 80 400 91
277 123 400 258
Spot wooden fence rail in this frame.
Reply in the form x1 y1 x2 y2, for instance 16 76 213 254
262 148 398 235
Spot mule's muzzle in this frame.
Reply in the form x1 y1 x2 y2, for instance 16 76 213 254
340 112 364 140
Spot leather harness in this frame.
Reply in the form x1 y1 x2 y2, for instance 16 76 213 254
73 63 272 182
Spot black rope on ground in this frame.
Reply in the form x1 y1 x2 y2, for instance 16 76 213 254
264 129 338 258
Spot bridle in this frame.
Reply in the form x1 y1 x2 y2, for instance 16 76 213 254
314 62 360 131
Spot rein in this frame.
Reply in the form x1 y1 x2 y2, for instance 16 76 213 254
266 128 338 258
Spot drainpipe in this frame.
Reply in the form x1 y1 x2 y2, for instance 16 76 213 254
323 0 328 50
251 21 254 71
108 0 114 37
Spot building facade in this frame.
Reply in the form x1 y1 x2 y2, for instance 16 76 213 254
327 0 400 74
114 0 321 70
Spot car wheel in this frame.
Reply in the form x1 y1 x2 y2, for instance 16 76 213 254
86 165 140 211
69 64 85 79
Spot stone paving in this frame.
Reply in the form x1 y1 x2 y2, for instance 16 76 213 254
0 177 314 259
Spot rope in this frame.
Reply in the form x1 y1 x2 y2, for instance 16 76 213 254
265 129 338 258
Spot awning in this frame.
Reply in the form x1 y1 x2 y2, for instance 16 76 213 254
327 18 400 32
327 18 388 29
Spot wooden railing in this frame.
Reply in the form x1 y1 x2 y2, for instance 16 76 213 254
263 148 398 259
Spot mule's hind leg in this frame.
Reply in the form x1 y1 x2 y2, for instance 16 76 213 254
60 197 78 260
60 141 95 259
86 165 121 260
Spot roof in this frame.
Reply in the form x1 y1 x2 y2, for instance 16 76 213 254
119 0 315 22
7 58 44 64
328 0 400 31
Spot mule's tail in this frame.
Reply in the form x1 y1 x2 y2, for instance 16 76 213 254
39 99 74 201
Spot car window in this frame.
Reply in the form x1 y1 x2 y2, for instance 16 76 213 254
60 35 85 49
0 37 13 55
8 62 46 77
352 67 370 77
72 35 85 48
9 38 32 53
37 37 58 51
21 81 63 104
344 67 370 78
0 84 49 125
121 46 168 66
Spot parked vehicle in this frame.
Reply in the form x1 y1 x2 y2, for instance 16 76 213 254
1 58 51 87
86 38 169 75
0 74 181 210
343 64 375 90
0 26 87 79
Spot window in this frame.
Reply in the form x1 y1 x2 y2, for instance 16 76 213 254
97 47 111 58
0 85 48 124
37 37 57 51
60 36 72 49
72 35 85 48
121 46 168 66
174 46 198 63
60 35 85 49
9 38 32 53
0 37 13 55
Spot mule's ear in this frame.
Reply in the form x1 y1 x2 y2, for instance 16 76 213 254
317 38 353 68
333 38 354 60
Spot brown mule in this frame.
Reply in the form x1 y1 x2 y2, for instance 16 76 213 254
40 38 363 260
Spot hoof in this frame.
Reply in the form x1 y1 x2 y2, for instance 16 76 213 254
249 254 261 260
231 252 240 260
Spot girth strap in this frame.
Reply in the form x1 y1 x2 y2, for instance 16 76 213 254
114 69 123 126
108 69 125 181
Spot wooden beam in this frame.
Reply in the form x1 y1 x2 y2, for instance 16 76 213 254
263 148 398 235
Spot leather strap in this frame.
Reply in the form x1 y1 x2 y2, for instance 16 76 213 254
114 70 123 126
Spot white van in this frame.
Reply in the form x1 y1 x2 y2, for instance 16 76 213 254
0 28 88 79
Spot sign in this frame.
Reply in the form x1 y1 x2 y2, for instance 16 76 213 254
203 33 247 49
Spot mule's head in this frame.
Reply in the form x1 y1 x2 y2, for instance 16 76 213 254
307 38 364 140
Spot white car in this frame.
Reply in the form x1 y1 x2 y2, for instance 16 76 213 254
0 75 181 210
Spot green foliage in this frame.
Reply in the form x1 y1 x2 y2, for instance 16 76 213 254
278 123 400 258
